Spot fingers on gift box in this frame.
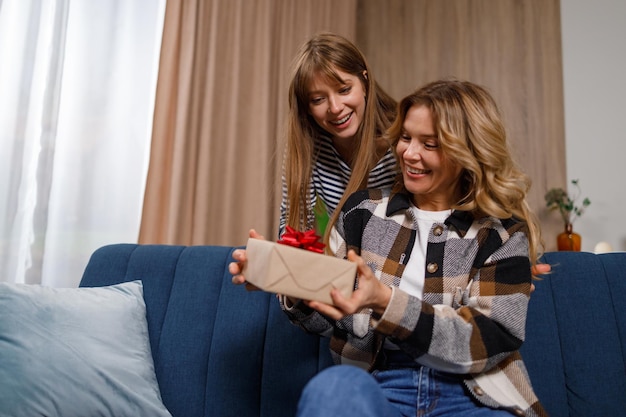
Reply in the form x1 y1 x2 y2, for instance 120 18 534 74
243 238 356 305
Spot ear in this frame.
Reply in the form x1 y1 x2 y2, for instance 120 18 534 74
363 70 368 80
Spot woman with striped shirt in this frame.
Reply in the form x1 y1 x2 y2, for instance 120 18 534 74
278 32 397 241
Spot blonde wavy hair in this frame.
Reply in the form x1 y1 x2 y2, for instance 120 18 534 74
386 79 543 265
284 32 396 236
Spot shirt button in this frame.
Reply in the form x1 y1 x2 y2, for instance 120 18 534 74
427 263 438 273
433 225 444 236
472 386 484 396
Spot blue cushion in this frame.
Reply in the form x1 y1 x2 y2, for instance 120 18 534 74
600 252 626 360
0 280 171 417
523 252 626 417
521 266 567 416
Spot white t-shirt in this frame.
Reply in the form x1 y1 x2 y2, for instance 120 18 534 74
399 206 452 299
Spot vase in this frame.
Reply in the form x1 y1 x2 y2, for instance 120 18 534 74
557 223 581 251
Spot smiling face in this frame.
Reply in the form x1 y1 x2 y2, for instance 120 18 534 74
306 69 366 146
396 105 463 211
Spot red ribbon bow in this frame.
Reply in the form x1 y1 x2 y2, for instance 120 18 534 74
277 226 326 253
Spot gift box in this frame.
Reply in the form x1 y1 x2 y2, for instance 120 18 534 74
243 236 356 305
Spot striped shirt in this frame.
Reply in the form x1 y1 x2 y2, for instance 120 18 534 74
279 134 397 236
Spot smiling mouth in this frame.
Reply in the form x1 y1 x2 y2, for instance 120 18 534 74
329 113 352 125
407 167 429 175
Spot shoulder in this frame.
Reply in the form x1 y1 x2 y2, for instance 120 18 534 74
477 216 528 240
465 215 530 262
450 213 528 248
336 188 394 249
372 148 397 172
342 187 391 212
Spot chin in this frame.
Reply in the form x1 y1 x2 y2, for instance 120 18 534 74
334 130 358 141
403 182 429 196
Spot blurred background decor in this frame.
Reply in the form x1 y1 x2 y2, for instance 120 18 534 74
545 179 591 251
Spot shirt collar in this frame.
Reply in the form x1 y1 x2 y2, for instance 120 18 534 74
386 190 474 237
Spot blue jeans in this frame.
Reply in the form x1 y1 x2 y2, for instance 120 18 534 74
297 356 515 417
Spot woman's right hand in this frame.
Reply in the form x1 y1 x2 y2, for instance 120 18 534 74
229 229 264 289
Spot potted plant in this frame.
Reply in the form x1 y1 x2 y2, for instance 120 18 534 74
544 179 591 251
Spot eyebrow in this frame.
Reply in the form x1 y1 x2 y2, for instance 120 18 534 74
307 80 352 97
400 129 437 139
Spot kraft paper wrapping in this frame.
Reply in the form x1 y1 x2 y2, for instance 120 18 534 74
243 238 356 305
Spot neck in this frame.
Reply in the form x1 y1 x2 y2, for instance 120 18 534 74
332 135 389 167
412 196 456 212
331 137 356 166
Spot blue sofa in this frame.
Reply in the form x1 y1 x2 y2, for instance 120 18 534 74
80 245 626 417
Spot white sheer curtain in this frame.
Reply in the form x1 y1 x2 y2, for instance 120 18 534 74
0 0 165 287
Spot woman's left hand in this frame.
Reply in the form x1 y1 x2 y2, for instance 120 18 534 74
532 263 551 275
307 250 392 321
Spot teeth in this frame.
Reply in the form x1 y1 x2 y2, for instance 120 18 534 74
330 113 351 125
407 167 427 174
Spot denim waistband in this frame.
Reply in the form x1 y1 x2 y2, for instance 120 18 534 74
375 349 467 382
375 349 423 370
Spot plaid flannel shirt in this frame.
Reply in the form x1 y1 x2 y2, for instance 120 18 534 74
280 188 546 416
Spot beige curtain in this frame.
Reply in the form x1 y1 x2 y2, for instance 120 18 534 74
139 0 357 246
140 0 565 250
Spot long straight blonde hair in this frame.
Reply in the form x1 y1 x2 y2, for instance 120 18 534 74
283 33 396 239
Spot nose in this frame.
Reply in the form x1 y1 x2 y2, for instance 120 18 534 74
327 95 342 114
403 140 423 160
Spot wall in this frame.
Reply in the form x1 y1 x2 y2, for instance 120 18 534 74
560 0 626 252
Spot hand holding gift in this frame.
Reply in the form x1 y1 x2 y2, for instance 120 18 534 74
230 228 356 305
229 229 264 291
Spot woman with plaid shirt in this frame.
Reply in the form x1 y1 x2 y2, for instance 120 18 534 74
283 80 547 416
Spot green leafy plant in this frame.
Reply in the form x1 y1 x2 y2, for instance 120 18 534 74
544 179 591 225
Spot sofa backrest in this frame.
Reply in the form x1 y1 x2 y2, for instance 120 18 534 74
521 251 626 417
81 245 626 417
80 244 333 417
